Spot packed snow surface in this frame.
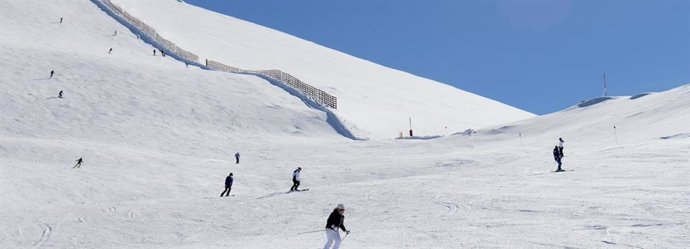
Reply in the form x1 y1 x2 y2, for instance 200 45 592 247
1 0 688 248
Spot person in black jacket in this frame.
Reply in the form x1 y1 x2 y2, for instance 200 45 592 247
290 167 302 192
220 173 233 197
323 204 349 249
72 157 83 168
553 146 563 172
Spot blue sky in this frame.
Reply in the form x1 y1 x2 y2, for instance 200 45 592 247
185 0 689 114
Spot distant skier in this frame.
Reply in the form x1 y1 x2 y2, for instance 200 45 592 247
58 90 63 99
290 167 302 191
113 30 117 36
59 17 63 23
73 157 83 168
553 146 563 172
161 50 165 57
220 172 233 197
153 49 156 56
108 48 113 54
49 70 54 78
558 138 565 156
323 204 350 249
235 152 240 164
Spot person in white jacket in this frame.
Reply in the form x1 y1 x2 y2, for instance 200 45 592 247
290 167 302 191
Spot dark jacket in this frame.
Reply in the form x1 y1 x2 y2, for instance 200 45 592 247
325 209 347 231
225 176 233 187
553 147 561 159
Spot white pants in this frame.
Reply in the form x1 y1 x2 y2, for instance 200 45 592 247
323 228 341 249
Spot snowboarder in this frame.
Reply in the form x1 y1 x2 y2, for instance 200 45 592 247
49 70 54 78
558 138 565 156
58 90 63 99
153 49 156 56
553 146 563 172
290 167 302 191
73 157 83 168
234 152 240 164
323 204 350 249
220 172 233 197
108 48 113 54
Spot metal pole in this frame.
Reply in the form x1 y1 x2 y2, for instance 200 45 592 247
603 73 608 97
614 125 618 143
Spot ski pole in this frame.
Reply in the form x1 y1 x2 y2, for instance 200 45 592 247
341 232 349 242
296 229 322 235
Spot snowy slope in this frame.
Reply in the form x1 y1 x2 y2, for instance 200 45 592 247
460 84 690 148
1 0 689 248
108 0 535 139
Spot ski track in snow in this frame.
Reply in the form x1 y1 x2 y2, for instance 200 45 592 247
433 194 460 217
31 223 51 249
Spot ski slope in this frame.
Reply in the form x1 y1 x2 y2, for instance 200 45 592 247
1 0 689 248
108 0 535 139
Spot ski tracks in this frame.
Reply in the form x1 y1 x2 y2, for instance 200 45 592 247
31 223 51 249
433 194 460 217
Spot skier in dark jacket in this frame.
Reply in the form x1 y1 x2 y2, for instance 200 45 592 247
73 157 83 168
323 204 349 249
553 146 563 171
220 172 233 197
235 152 240 164
58 90 63 98
290 167 302 191
50 70 55 78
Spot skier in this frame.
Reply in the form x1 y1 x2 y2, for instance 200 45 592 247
59 17 63 23
234 152 240 164
323 204 350 249
220 172 233 197
161 50 165 57
558 138 565 156
73 157 83 168
153 49 156 56
50 70 54 78
290 167 302 191
113 30 117 36
553 146 563 172
58 90 63 99
108 48 113 54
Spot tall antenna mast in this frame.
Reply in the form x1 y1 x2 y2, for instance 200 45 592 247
602 73 608 97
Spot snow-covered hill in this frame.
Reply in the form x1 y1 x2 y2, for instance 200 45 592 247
108 0 535 139
0 0 688 248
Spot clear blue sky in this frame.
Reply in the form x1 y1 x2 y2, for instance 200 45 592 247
185 0 689 115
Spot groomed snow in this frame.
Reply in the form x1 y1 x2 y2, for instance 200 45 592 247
1 0 688 248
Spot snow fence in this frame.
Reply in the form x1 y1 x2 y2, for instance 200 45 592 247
97 0 338 110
